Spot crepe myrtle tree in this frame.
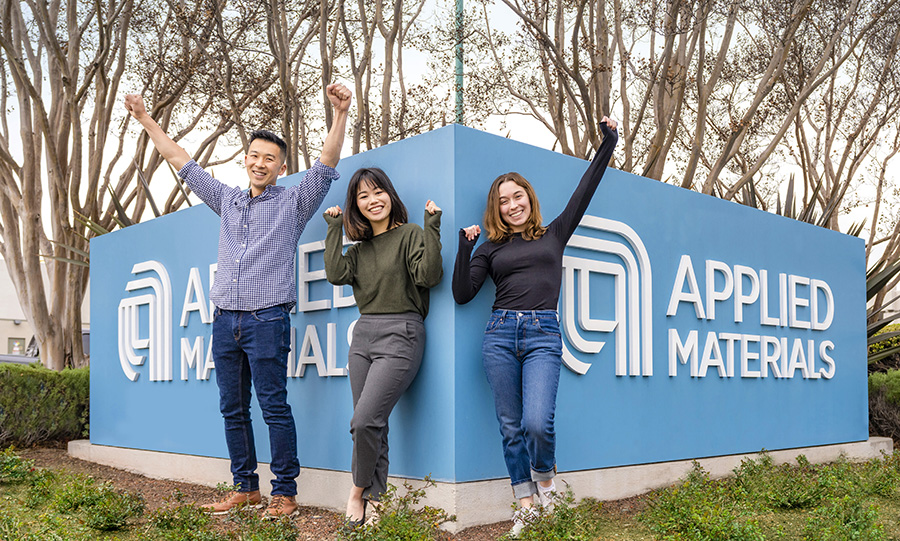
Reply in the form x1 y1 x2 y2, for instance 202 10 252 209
0 0 284 369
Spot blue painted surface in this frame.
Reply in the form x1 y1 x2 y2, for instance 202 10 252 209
91 125 867 484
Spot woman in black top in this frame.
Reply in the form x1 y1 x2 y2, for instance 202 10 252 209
453 117 618 535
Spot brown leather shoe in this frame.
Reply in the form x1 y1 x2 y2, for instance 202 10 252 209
201 490 262 515
263 494 299 519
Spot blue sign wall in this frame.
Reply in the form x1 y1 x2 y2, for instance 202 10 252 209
90 125 867 484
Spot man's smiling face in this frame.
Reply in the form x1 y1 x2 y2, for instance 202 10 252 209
244 139 287 197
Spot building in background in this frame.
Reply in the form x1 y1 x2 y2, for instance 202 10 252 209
0 260 90 358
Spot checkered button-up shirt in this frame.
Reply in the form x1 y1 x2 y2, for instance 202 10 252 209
178 159 339 311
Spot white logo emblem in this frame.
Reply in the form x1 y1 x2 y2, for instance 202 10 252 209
118 260 173 381
561 216 653 376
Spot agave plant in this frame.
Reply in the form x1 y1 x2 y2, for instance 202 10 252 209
38 164 179 267
867 258 900 366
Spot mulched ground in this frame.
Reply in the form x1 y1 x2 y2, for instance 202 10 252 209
18 444 648 539
16 443 526 540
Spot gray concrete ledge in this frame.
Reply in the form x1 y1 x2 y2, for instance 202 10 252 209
69 437 893 532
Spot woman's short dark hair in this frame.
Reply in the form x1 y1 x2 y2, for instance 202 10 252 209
343 167 408 241
249 130 288 163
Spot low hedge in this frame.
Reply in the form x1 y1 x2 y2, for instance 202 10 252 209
870 369 900 445
0 363 89 446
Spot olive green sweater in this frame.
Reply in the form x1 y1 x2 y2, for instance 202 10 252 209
323 211 443 318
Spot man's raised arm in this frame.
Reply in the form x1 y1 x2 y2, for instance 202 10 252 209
124 94 191 171
319 83 352 168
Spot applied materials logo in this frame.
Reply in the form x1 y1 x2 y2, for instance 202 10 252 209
560 215 653 377
118 261 173 381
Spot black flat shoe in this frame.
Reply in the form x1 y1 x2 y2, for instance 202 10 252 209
341 499 367 533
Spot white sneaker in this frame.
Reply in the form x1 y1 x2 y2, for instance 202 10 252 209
536 481 556 511
509 506 537 538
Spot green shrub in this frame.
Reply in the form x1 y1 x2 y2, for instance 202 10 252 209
53 473 104 513
0 364 89 446
53 473 144 531
0 510 42 541
0 446 35 484
505 488 605 540
341 476 455 541
869 369 900 407
641 462 765 541
226 506 300 541
841 456 900 498
144 490 227 541
734 454 827 509
25 468 57 508
803 496 885 540
81 489 145 531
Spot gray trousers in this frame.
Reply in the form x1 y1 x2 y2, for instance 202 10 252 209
348 313 425 501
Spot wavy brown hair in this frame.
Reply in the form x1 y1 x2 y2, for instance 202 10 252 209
483 172 547 243
343 167 408 241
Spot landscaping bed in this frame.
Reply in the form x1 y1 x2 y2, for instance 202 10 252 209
8 444 900 539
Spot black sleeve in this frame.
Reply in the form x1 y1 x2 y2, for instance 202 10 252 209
552 121 619 239
452 229 489 304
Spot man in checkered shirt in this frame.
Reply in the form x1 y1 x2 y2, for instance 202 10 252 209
125 83 352 518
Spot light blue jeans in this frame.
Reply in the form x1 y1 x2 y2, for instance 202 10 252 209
482 309 561 499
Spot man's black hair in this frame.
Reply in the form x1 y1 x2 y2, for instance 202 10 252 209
249 130 288 163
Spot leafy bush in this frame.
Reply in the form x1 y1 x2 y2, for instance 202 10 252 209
842 456 900 498
25 468 57 508
504 487 605 540
146 490 219 537
341 476 455 541
641 462 765 541
733 454 827 509
0 446 35 484
0 364 89 446
0 510 42 541
226 505 300 541
803 496 885 540
81 488 146 531
869 370 900 442
53 473 144 531
869 369 900 406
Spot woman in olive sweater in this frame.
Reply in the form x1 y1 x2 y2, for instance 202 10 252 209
323 167 442 527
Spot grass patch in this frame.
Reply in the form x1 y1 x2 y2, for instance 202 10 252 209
7 446 900 539
641 462 766 540
802 495 885 540
0 447 144 539
637 452 900 541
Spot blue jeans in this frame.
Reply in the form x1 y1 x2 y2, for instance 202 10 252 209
212 304 299 496
482 310 562 500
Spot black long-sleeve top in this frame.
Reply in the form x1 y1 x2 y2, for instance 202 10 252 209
452 122 618 310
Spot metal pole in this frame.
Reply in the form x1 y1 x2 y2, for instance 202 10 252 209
454 0 464 124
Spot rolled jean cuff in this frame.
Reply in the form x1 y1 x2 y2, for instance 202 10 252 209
512 480 537 500
531 465 556 482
